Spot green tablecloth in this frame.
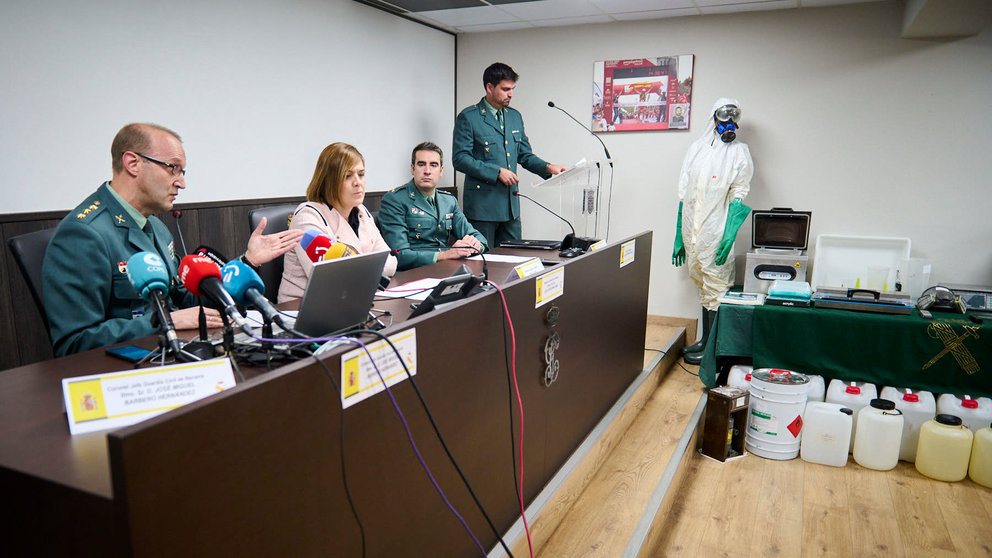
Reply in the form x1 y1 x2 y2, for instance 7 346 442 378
699 304 992 398
698 304 755 387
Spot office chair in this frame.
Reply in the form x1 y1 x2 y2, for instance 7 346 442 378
7 227 57 340
247 204 297 301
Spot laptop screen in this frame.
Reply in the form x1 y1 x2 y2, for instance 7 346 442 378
293 250 389 336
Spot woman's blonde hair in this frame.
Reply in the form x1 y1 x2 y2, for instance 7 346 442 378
306 143 364 208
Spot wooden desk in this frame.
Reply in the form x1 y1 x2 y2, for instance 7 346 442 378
0 232 652 557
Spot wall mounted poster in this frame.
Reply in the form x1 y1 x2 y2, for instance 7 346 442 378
593 55 694 133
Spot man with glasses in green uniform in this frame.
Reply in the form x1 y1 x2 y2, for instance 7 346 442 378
42 123 301 356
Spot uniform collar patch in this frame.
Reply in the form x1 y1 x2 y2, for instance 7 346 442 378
115 214 126 225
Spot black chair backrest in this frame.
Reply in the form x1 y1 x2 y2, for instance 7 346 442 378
247 204 298 301
7 227 56 337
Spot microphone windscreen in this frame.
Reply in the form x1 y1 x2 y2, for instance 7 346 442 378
193 245 228 268
126 251 170 299
321 242 359 261
548 101 555 107
221 260 266 305
299 228 322 250
178 254 222 297
304 233 335 262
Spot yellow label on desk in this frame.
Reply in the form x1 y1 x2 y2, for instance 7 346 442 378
535 267 565 308
620 239 636 267
513 257 544 279
62 358 236 435
340 329 417 410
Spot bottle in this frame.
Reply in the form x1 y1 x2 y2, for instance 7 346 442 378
727 365 753 391
936 394 992 433
879 386 936 462
853 399 903 471
826 380 877 452
969 422 992 488
916 414 973 482
800 402 853 467
806 374 826 403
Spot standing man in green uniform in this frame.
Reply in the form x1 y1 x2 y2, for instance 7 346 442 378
453 62 567 247
42 123 302 356
379 142 487 271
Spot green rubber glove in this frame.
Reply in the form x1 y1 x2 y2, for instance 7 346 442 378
714 198 751 266
672 202 686 267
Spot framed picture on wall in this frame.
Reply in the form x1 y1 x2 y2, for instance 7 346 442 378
592 55 694 133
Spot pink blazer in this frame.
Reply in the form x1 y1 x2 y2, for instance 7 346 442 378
278 202 397 303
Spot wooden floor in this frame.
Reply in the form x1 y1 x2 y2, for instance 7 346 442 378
533 318 992 558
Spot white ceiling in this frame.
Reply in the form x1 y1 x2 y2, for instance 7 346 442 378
364 0 887 34
359 0 992 38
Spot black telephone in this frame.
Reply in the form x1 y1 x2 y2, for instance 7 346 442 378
916 286 967 314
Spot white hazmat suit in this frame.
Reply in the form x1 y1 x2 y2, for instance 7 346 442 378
677 97 754 310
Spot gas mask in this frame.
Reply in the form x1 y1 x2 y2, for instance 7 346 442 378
714 104 741 143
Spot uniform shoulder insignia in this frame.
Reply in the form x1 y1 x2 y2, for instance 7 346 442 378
75 199 105 220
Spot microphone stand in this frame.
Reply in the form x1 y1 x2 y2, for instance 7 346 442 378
135 294 202 366
548 100 615 241
181 301 216 360
514 192 595 256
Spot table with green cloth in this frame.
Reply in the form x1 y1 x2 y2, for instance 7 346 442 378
699 304 992 398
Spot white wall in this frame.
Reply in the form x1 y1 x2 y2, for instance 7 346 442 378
455 1 992 320
0 0 454 213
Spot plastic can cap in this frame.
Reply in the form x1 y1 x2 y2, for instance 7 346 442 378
936 414 963 426
902 393 919 402
962 398 979 409
840 407 854 416
845 384 862 394
870 398 896 410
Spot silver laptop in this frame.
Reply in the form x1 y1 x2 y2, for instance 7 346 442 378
294 250 389 336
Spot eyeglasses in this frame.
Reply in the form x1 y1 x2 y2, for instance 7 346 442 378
135 152 186 177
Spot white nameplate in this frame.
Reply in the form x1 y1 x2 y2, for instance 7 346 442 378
535 267 565 308
62 358 236 435
589 240 607 251
341 329 417 409
620 239 636 267
507 257 544 282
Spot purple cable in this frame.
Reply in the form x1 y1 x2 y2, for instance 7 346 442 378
311 335 488 556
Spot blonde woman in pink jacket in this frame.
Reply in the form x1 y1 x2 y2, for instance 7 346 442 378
278 142 397 303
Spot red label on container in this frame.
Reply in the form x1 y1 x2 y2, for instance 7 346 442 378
787 415 803 438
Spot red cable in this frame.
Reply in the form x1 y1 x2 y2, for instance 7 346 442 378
492 283 534 558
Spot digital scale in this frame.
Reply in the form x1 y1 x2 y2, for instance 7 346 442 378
743 208 811 295
943 283 992 311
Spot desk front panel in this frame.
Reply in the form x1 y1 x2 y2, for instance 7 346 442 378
99 232 652 556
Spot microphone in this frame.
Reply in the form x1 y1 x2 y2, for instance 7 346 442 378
513 192 597 256
178 254 252 335
126 251 197 361
221 260 289 331
548 100 613 165
172 210 188 256
299 229 358 262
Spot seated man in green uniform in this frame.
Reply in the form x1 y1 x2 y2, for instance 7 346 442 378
379 142 487 271
452 62 566 247
42 123 302 357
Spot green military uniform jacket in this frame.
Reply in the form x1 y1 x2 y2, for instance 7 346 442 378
453 98 551 223
378 179 488 271
42 182 195 356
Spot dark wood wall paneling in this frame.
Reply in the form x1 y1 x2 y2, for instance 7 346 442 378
0 188 440 371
